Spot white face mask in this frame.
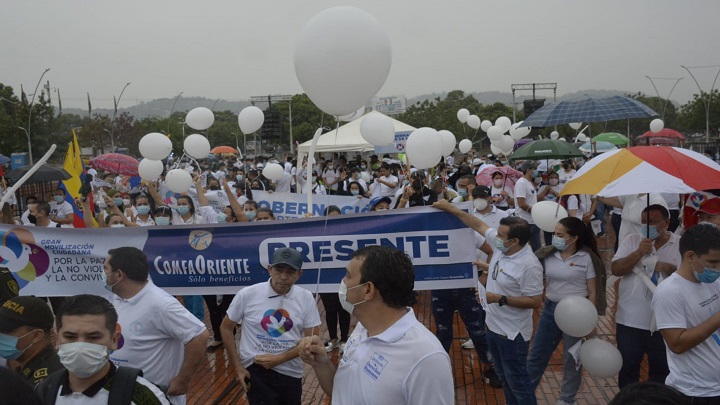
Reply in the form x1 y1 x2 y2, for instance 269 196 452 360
473 198 488 211
57 342 108 378
109 224 125 228
338 280 367 315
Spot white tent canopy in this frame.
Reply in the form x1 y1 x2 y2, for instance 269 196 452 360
297 110 416 155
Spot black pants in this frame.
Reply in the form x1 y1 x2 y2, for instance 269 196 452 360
246 363 302 405
319 293 350 341
682 395 720 405
616 323 668 389
202 295 233 341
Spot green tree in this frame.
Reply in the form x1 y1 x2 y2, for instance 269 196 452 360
676 90 720 137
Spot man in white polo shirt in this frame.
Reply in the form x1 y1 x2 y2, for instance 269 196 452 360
299 246 453 405
106 247 208 405
434 199 543 405
514 161 541 251
220 248 321 405
651 224 720 403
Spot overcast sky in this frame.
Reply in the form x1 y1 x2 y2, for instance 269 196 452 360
3 0 719 110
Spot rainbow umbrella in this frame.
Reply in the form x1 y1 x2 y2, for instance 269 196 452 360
561 146 720 197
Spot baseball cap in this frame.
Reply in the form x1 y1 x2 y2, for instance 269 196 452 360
518 161 540 172
472 185 492 198
370 196 392 210
472 158 482 166
270 248 303 271
0 296 54 332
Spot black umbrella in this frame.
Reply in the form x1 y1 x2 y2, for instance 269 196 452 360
6 164 72 184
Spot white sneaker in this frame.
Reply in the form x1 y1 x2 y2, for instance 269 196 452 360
555 400 575 405
338 342 346 353
461 340 475 349
325 340 338 352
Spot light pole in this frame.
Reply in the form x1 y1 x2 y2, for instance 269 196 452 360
110 82 131 151
17 127 33 166
681 65 720 142
26 68 51 165
645 76 683 121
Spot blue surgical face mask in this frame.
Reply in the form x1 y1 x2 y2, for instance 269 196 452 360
351 189 360 196
458 188 468 197
216 213 227 223
641 225 659 240
0 331 34 360
137 205 151 215
113 198 123 207
246 211 256 221
54 195 64 204
155 216 171 226
552 235 570 251
236 174 243 182
493 236 511 253
532 170 540 178
176 206 190 216
100 271 120 293
692 258 720 284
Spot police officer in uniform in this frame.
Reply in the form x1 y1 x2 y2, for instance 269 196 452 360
0 296 64 385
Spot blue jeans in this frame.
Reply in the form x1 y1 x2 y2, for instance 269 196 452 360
527 300 582 404
431 288 491 364
595 200 606 233
487 331 537 405
529 224 542 252
182 295 205 321
616 323 669 389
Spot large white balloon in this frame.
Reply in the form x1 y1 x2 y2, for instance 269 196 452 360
139 133 172 160
480 120 492 133
569 122 582 130
360 114 395 146
495 116 512 133
294 7 392 116
467 115 481 130
405 128 442 169
183 134 211 159
490 144 503 155
238 106 265 134
165 169 193 193
457 108 470 124
650 118 664 134
498 135 515 155
550 131 560 140
438 130 456 156
513 121 532 139
338 106 365 122
487 125 504 141
138 159 164 181
554 296 599 337
262 163 285 181
361 171 372 183
458 139 472 154
576 133 588 142
531 201 569 232
185 107 215 131
580 339 623 378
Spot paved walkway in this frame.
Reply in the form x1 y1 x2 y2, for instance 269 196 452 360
186 225 645 404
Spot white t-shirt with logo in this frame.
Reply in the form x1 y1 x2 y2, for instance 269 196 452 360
109 283 206 405
484 228 544 341
513 177 537 224
225 280 321 378
558 169 576 186
543 250 595 302
652 273 720 397
379 175 399 197
612 232 682 330
50 200 75 228
473 207 509 263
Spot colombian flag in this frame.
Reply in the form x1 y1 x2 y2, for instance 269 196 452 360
58 130 88 228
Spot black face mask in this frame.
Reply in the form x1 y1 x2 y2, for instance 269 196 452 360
209 186 220 191
28 214 37 225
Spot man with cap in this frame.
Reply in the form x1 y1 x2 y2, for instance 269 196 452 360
514 160 542 251
0 296 63 385
452 174 477 203
220 247 321 405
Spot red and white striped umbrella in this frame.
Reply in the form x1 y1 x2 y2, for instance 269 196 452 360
562 146 720 197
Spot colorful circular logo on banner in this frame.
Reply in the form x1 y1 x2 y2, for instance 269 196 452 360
261 308 294 337
188 230 213 251
0 229 50 290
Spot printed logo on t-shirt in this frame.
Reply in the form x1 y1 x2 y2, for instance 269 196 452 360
261 308 294 337
363 352 388 380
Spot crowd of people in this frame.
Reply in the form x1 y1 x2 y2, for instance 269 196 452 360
0 147 719 405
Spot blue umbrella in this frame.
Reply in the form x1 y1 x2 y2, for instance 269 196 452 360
0 154 10 165
520 95 658 127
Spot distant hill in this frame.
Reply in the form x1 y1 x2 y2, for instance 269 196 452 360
61 90 631 120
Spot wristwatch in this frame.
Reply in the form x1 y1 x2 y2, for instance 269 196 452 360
498 295 508 307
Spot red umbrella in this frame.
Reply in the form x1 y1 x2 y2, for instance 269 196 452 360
639 128 685 140
476 165 523 187
91 153 139 176
210 146 238 154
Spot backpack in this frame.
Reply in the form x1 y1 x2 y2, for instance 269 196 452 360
37 366 143 405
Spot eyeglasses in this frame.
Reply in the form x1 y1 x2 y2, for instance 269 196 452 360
492 261 500 280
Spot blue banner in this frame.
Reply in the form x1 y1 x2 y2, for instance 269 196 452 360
0 206 476 296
